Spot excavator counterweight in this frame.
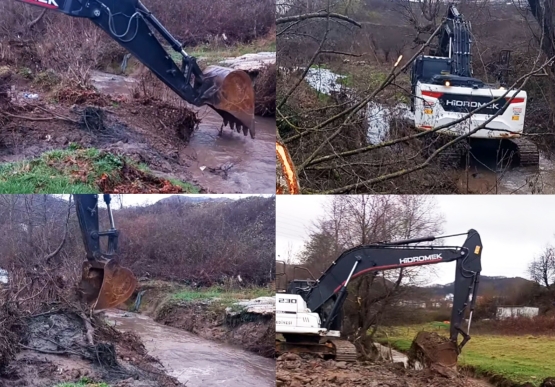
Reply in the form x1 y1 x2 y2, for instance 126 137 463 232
75 194 137 310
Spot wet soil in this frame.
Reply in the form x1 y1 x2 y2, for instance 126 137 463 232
105 310 276 387
90 71 275 193
276 352 494 387
154 299 275 358
0 310 183 387
0 67 274 193
131 283 275 358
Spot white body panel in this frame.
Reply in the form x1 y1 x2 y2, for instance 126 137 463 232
275 294 339 337
414 82 527 139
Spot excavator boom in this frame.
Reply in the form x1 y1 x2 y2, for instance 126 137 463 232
15 0 255 138
74 194 137 310
276 230 483 365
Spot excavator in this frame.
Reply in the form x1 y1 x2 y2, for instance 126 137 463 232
14 0 256 138
410 5 539 166
74 194 137 310
276 230 482 367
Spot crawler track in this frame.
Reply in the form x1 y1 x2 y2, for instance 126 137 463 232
508 138 539 167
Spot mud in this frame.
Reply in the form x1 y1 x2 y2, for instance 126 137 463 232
0 65 274 194
105 310 276 387
90 70 275 194
0 310 183 387
276 352 494 387
153 298 275 358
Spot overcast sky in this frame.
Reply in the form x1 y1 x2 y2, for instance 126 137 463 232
58 194 264 207
277 195 555 285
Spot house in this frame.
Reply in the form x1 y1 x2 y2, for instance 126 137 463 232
496 306 539 319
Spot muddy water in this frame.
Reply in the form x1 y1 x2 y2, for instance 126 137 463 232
105 310 275 387
304 68 555 194
90 71 275 193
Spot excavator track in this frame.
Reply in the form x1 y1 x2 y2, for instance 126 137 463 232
508 138 539 167
329 339 358 362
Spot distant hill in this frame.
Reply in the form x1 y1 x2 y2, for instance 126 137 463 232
424 276 535 297
155 195 231 205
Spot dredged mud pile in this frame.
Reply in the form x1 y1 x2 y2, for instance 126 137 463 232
0 308 184 387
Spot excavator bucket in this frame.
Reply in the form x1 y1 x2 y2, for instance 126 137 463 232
80 260 137 310
201 65 255 139
408 331 458 369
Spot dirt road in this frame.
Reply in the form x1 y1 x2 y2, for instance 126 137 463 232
106 310 276 387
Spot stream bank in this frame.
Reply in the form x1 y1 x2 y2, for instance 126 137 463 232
125 281 275 358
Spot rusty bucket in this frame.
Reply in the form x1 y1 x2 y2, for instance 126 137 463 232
81 260 137 310
201 65 255 139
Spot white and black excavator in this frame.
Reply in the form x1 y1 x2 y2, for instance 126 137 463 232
74 194 137 310
276 230 482 365
14 0 255 138
410 5 538 166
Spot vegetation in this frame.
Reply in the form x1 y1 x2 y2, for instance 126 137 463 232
172 286 273 304
376 322 555 386
0 148 198 194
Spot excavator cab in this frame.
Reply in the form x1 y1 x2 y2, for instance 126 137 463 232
75 195 137 310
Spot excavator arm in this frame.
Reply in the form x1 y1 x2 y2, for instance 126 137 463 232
74 194 137 310
15 0 255 138
291 230 482 353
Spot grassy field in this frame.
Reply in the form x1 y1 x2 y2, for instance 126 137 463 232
172 285 273 306
376 322 555 386
0 147 198 193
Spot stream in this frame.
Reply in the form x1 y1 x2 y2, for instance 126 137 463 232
304 67 555 194
90 70 274 194
105 310 276 387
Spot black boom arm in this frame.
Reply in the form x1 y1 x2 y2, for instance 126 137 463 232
18 0 212 107
295 230 482 352
74 194 119 262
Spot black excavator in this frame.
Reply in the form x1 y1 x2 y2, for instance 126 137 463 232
410 4 538 167
14 0 256 138
74 194 137 310
276 230 482 366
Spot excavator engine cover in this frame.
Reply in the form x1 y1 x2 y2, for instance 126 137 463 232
81 260 137 310
201 66 255 139
408 331 458 369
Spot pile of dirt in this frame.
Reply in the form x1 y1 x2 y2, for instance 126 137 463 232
0 308 183 387
276 352 492 387
154 299 275 358
254 63 276 117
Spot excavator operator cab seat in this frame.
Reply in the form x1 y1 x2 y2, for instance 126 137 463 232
286 279 316 298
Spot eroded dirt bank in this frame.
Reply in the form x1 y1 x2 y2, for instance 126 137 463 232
126 281 275 358
106 310 276 387
0 309 183 387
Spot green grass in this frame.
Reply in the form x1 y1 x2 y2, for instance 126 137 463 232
172 286 273 306
376 323 555 386
169 37 276 66
0 147 199 194
53 377 109 387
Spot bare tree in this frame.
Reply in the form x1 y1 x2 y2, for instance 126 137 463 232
528 245 555 289
295 195 444 357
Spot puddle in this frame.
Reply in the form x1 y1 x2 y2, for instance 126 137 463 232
90 70 275 194
105 310 275 387
303 67 555 193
